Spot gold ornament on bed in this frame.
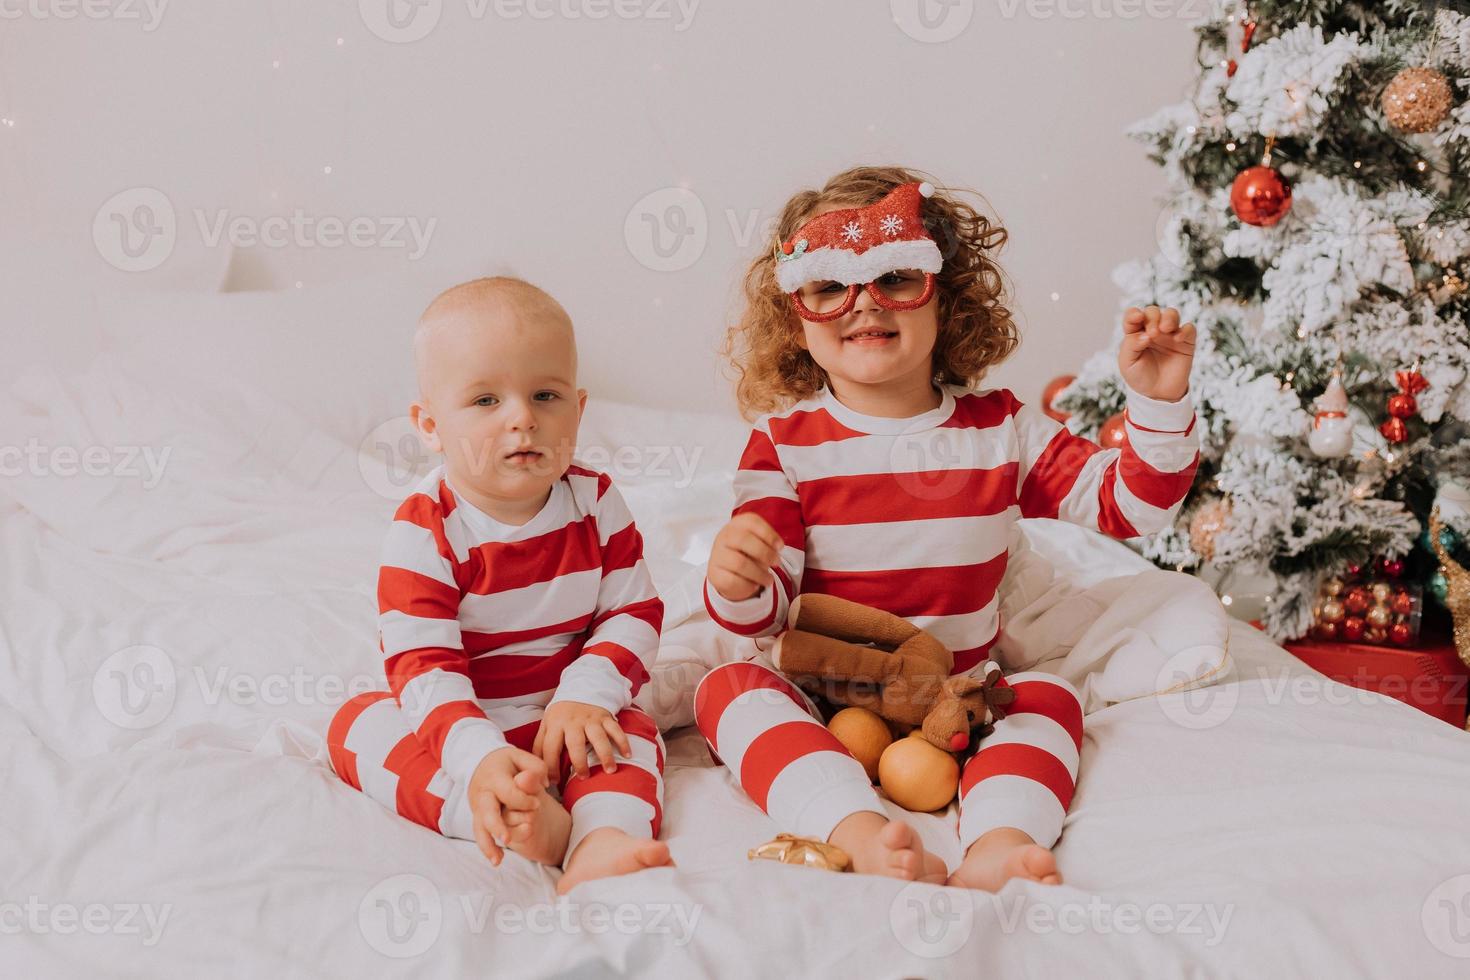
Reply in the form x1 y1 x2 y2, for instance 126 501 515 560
1428 508 1470 679
748 834 852 872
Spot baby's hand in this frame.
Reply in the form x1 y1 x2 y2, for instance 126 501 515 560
708 513 783 602
535 701 631 780
1118 305 1196 403
466 746 548 866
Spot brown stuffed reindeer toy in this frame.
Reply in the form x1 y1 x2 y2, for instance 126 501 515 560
771 593 1015 753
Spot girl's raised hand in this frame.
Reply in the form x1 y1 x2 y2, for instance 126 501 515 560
1118 305 1196 403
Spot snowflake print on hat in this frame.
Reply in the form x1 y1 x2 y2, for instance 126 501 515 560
774 181 942 293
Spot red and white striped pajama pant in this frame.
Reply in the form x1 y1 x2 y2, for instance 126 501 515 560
694 659 1083 852
326 691 665 863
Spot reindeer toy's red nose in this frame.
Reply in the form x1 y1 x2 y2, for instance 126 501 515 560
948 732 969 752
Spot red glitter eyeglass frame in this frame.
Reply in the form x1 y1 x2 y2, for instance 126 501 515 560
789 273 938 323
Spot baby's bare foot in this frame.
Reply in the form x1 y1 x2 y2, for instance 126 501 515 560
503 774 571 867
830 813 948 883
946 827 1061 891
557 828 674 895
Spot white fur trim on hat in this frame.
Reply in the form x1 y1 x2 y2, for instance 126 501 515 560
775 238 943 292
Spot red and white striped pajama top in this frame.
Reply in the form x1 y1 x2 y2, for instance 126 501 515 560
695 380 1199 850
327 461 666 853
704 380 1201 672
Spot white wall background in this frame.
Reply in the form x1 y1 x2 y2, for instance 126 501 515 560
1 0 1206 413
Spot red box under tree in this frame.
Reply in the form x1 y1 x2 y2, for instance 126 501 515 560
1278 628 1470 728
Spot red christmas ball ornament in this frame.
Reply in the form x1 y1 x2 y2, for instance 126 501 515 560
1041 375 1076 423
1231 165 1292 227
1396 370 1429 398
1343 588 1370 615
1381 369 1429 443
1381 558 1405 579
1390 591 1414 616
1099 412 1128 449
1345 563 1363 578
1342 617 1366 642
1379 417 1408 443
1314 621 1340 642
1389 621 1413 646
1387 392 1418 419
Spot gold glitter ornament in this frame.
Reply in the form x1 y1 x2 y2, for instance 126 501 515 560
1190 498 1232 561
748 834 852 872
1432 270 1467 305
1382 66 1454 134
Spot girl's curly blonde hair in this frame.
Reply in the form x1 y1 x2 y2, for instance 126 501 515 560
722 165 1020 420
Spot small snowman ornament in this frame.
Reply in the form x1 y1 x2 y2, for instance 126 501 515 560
1309 372 1353 458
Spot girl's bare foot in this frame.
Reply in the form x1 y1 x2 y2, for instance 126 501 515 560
829 812 948 883
946 827 1061 891
502 773 571 866
557 828 674 895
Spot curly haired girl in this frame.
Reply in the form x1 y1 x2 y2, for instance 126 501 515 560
695 166 1201 889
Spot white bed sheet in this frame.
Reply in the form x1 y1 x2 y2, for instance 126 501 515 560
6 346 1470 978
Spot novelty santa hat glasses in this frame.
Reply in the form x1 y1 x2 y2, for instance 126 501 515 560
774 181 944 323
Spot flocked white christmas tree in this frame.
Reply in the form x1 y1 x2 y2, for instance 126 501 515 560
1058 0 1470 640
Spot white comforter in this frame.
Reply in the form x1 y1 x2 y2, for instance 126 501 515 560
6 345 1470 979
